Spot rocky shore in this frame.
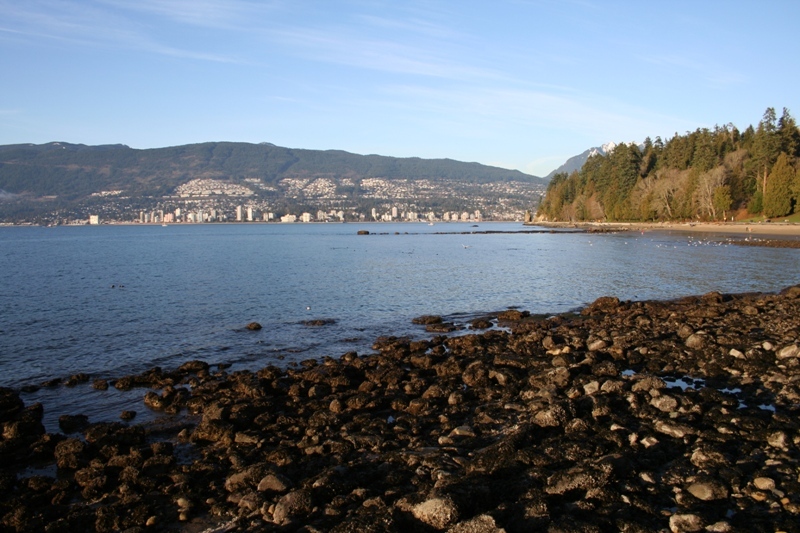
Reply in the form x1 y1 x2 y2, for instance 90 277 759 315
2 286 800 532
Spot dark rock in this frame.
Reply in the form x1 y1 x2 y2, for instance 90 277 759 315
58 414 89 433
581 296 621 316
497 309 529 321
246 322 262 331
272 489 313 525
412 315 443 325
302 318 336 327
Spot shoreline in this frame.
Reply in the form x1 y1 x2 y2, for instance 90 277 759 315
2 286 800 531
530 220 800 238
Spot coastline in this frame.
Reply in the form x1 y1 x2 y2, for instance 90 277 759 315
530 220 800 238
2 286 800 531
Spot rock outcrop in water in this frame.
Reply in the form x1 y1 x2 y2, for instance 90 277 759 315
2 286 800 532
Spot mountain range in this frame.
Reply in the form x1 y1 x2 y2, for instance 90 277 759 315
0 141 547 223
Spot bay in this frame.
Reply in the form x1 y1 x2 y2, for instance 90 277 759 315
1 222 798 429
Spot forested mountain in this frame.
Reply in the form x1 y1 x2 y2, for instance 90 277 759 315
537 108 800 222
0 142 546 223
0 141 542 200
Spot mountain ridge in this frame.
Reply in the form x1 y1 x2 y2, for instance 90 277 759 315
0 141 546 223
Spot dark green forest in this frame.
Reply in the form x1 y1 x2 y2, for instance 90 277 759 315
0 141 542 200
537 107 800 222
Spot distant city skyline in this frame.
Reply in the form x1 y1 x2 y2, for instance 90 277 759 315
1 1 798 176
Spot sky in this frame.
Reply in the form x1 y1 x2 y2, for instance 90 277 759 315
1 1 798 177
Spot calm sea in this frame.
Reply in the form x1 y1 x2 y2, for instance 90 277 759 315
1 222 798 429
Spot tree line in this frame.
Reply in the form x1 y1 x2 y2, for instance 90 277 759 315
537 107 800 222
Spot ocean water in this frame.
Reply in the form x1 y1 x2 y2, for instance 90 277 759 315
1 222 798 429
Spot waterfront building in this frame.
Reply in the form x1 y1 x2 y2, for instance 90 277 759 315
89 215 99 225
236 205 243 222
301 212 313 223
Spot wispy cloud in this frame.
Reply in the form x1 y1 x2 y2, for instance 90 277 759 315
639 53 746 87
96 0 276 30
0 0 244 63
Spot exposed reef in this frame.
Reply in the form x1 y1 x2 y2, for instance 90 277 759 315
2 286 800 532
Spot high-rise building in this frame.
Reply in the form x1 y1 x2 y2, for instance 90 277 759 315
236 205 243 222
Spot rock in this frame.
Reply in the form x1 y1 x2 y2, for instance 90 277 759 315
669 513 704 532
272 489 313 525
412 496 459 530
178 360 210 373
427 323 457 333
650 395 678 412
686 480 728 500
246 322 262 331
654 420 695 438
412 315 443 325
92 379 109 390
581 296 620 316
54 438 86 470
497 309 528 321
357 230 369 235
257 473 293 493
470 318 493 330
753 477 775 491
58 414 89 433
447 514 506 533
587 339 607 351
777 345 799 359
303 319 336 327
685 333 707 349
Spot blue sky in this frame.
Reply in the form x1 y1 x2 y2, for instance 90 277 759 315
1 1 798 177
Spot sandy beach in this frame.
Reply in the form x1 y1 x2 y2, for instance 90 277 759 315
532 220 800 238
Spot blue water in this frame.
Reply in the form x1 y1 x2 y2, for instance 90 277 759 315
1 222 798 429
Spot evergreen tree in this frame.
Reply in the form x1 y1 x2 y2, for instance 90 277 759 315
749 107 781 198
763 152 794 218
778 107 800 157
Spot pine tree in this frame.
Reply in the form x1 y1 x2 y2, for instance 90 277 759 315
763 152 794 218
778 107 800 157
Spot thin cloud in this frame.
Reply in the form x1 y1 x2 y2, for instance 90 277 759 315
96 0 277 30
0 0 243 63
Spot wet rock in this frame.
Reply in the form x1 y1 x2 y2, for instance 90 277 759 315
64 373 90 387
178 360 210 373
92 379 109 390
54 438 86 469
413 315 443 325
246 322 262 330
58 414 89 433
497 309 528 321
581 296 620 316
427 323 458 333
470 318 493 330
303 319 336 327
